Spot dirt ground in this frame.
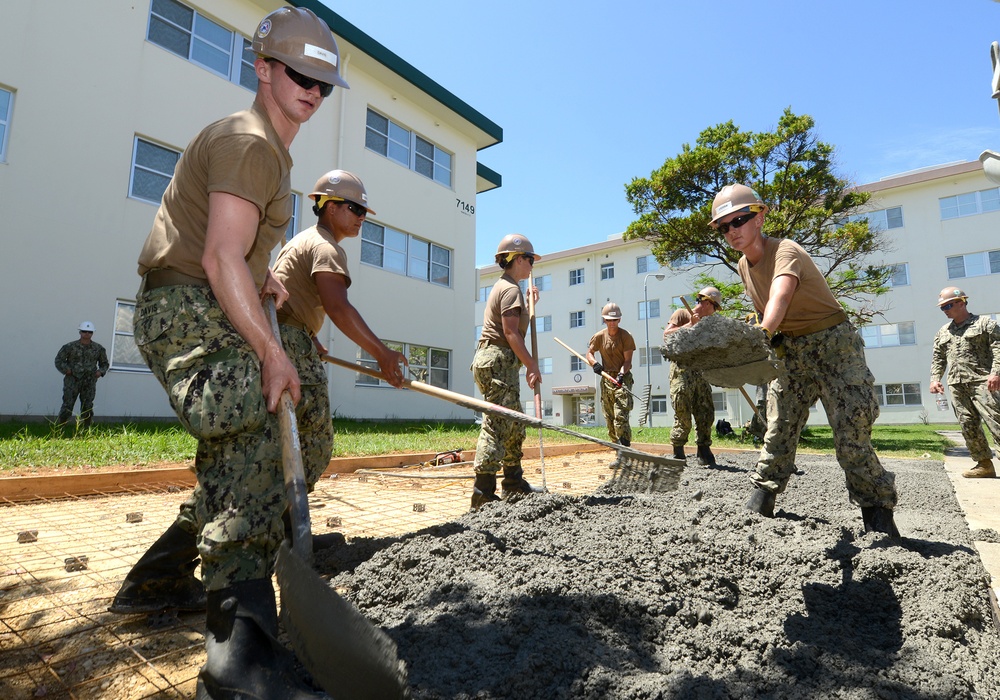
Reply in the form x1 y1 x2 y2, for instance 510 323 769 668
319 452 1000 700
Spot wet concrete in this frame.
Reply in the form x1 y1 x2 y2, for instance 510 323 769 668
661 315 780 387
317 452 1000 699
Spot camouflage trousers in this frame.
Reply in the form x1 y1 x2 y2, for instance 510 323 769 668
669 368 714 448
600 373 633 444
949 381 1000 463
754 322 897 508
471 344 524 475
58 375 98 425
135 285 332 591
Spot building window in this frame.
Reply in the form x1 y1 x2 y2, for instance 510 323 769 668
358 342 450 388
600 263 615 280
129 137 181 204
672 295 694 309
147 0 256 90
535 274 552 292
569 268 584 286
712 391 727 412
675 252 708 268
570 311 585 328
637 347 662 367
651 395 668 414
365 108 452 187
638 299 660 320
848 206 904 230
478 286 490 302
636 254 658 274
875 383 922 406
570 356 586 372
940 188 1000 220
475 325 482 342
887 263 909 287
523 400 553 418
110 302 150 373
536 316 552 333
0 86 12 162
947 249 1000 279
860 321 916 348
284 193 300 243
539 358 552 374
361 221 452 287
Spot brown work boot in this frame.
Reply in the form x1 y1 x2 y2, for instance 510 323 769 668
962 460 997 478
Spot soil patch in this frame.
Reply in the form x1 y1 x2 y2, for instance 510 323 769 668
318 452 1000 699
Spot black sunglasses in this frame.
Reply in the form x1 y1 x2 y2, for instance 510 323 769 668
521 253 535 266
283 64 334 98
940 302 956 311
717 211 758 235
342 201 367 217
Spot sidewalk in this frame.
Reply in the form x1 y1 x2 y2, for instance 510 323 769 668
937 431 1000 609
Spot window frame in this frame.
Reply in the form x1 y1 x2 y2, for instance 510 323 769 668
110 301 151 373
636 254 658 274
874 382 922 407
0 85 12 162
361 221 452 287
569 268 584 286
129 136 182 205
940 188 1000 220
638 299 660 320
637 347 662 367
947 249 1000 280
569 311 586 329
600 262 615 281
365 108 453 188
358 342 451 389
860 321 917 348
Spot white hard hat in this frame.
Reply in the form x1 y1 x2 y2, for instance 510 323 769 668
79 321 95 332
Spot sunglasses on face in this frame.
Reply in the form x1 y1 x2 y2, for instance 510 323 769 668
341 201 367 217
696 295 719 308
283 64 334 98
940 302 957 311
717 211 758 235
521 253 535 266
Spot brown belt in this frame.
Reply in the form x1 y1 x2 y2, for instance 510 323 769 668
781 310 848 338
143 269 210 291
277 315 312 335
477 338 511 350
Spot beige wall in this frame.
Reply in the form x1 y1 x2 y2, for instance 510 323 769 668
0 0 494 422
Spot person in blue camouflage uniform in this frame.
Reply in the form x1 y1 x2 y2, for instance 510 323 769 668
711 183 900 540
663 287 721 465
930 286 1000 479
471 234 542 508
587 302 636 446
54 321 109 429
108 9 348 699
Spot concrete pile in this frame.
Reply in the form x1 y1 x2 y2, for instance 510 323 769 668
661 314 780 388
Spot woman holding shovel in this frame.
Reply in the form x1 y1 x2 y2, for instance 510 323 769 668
471 234 543 508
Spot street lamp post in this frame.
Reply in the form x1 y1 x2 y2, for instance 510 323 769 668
643 272 666 426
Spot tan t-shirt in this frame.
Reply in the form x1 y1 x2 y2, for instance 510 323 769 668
588 327 636 375
479 274 528 348
137 103 293 288
737 237 842 335
271 224 351 336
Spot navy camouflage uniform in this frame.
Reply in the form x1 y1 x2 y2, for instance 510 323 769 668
55 339 109 426
931 313 1000 463
668 362 714 450
472 344 526 477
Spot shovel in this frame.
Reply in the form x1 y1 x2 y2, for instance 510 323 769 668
553 337 645 403
322 353 685 493
265 298 408 699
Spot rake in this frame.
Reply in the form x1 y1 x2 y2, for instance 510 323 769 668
322 354 684 493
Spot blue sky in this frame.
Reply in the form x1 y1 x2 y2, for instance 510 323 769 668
329 1 1000 266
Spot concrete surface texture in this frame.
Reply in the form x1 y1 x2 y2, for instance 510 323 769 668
320 451 1000 699
661 315 780 387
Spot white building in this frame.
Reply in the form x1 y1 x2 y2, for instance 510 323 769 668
476 161 1000 431
0 0 501 422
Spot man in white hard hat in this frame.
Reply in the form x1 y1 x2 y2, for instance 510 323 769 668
930 286 1000 479
587 302 636 446
662 287 721 466
711 184 900 540
119 7 348 697
54 321 109 430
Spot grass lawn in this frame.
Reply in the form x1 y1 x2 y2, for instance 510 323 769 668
0 419 962 473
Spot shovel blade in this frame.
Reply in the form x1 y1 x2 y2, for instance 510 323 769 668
276 541 408 699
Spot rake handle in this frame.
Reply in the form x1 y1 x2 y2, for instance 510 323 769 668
553 337 643 402
321 353 631 453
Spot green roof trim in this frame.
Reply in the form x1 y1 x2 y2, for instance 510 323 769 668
294 0 503 146
477 162 502 188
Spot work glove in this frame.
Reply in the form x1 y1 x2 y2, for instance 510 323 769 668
616 371 625 386
592 362 604 375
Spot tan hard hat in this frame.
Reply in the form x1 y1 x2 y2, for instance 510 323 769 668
710 184 768 225
249 7 349 89
495 234 540 264
309 170 375 214
79 321 95 332
937 286 968 307
696 286 722 308
601 302 623 320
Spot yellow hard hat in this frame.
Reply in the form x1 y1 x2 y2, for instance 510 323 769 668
309 170 375 214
